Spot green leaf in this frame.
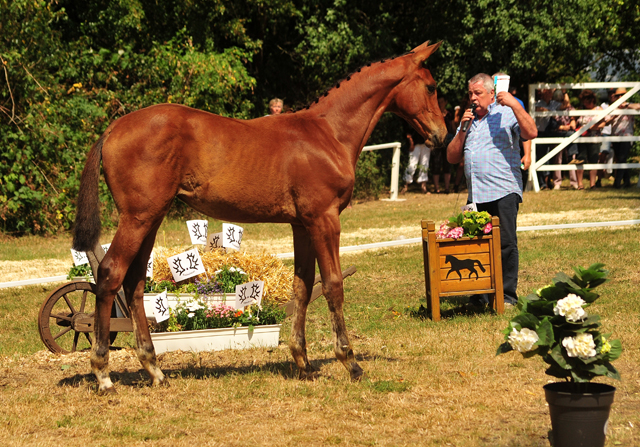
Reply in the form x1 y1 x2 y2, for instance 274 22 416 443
496 342 513 355
535 318 554 346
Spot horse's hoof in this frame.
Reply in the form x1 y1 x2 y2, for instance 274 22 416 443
298 367 319 381
350 364 365 382
97 386 117 396
152 378 170 388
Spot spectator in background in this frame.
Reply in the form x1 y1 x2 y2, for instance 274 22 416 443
430 96 455 193
400 128 431 194
267 98 283 115
534 89 562 189
551 90 581 189
608 88 640 188
576 89 606 189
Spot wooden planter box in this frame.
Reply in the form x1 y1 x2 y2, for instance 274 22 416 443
421 216 504 321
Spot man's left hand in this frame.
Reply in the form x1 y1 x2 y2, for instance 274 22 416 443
496 91 521 110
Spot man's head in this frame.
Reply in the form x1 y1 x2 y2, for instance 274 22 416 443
540 89 555 103
468 73 494 117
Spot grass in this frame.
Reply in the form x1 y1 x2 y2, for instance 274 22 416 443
0 185 639 446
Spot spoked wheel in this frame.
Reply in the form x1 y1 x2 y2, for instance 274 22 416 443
38 281 120 354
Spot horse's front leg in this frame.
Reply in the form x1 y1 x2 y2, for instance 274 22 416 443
309 215 364 381
289 224 318 379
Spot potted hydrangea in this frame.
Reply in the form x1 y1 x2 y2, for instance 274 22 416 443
497 263 622 447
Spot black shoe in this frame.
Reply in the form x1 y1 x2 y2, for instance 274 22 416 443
595 179 602 188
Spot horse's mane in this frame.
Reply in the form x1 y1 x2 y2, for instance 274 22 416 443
291 51 415 112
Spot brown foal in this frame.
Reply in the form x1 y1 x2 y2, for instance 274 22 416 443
73 41 446 394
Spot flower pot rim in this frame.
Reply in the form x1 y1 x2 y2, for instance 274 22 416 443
543 382 617 396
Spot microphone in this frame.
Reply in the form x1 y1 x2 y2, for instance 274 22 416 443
461 104 478 132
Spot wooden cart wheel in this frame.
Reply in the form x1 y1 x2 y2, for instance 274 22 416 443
38 281 119 354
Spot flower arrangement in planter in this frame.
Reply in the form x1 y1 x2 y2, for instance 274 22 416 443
155 300 286 333
497 263 621 447
436 210 492 239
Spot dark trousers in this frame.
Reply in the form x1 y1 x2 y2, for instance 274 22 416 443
476 193 520 304
612 142 631 187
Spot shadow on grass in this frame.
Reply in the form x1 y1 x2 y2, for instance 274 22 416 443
406 295 497 320
57 350 400 390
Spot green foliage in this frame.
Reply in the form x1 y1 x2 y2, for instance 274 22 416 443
214 265 249 294
353 150 385 200
67 263 93 280
497 264 622 385
2 0 638 234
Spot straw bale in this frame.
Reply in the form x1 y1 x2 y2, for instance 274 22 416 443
152 246 293 304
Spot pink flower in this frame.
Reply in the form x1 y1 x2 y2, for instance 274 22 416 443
483 223 493 234
446 226 464 239
436 223 450 239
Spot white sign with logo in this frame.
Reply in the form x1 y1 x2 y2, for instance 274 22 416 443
146 251 154 278
186 220 208 245
206 232 224 251
70 243 113 266
222 223 243 250
152 290 170 323
167 248 206 282
235 280 264 310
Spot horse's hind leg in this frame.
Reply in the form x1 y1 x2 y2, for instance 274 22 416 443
309 216 364 381
121 225 165 387
289 224 318 379
91 218 161 393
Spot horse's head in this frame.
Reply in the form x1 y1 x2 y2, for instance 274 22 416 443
388 41 447 149
445 255 452 264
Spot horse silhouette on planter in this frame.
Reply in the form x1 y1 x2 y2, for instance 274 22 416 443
73 41 447 394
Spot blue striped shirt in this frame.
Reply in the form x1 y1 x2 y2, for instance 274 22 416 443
459 102 523 204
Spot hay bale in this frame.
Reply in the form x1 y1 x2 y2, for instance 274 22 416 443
152 246 293 305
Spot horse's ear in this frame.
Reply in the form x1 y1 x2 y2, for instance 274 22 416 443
411 41 442 65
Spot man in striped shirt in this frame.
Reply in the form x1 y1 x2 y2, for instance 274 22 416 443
447 73 537 306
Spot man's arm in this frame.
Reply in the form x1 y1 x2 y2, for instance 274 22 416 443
497 92 538 140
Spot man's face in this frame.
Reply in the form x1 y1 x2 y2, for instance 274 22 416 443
541 89 554 103
468 81 494 116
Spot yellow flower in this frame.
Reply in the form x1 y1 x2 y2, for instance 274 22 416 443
600 337 611 354
73 82 82 88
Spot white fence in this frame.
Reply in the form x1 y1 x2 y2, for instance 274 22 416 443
361 141 402 200
528 82 640 192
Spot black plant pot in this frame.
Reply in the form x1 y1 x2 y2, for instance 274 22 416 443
543 382 616 447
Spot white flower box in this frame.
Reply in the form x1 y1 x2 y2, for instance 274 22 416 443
150 324 281 354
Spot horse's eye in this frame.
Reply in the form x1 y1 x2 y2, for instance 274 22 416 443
426 84 436 95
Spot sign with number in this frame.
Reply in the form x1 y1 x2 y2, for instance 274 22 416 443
167 248 206 282
222 223 243 250
235 280 264 310
186 220 208 245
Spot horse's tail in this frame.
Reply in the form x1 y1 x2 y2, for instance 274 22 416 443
72 133 108 252
476 260 486 273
